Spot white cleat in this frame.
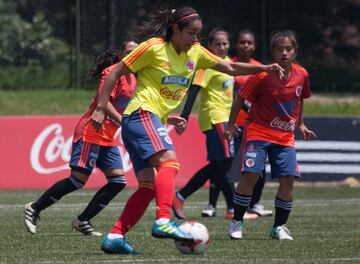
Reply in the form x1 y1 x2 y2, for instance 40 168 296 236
71 218 102 236
228 220 243 240
247 203 273 216
270 225 293 240
24 202 39 234
201 205 216 217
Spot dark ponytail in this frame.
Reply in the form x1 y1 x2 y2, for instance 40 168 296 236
86 50 119 82
137 6 200 42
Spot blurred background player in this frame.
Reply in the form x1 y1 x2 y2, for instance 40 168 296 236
172 28 235 221
89 6 284 254
224 30 316 240
24 40 138 236
229 29 272 218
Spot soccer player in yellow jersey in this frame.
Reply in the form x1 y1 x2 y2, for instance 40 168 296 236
90 6 284 254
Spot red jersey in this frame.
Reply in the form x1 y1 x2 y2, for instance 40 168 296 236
239 63 311 147
73 64 137 146
231 57 262 126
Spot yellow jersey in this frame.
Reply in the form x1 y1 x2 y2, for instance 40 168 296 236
194 57 234 131
122 37 221 121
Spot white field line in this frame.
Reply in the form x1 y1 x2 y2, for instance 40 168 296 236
1 198 360 210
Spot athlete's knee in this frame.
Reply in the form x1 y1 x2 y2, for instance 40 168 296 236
71 167 91 184
148 150 177 166
156 159 180 174
68 175 86 190
106 175 127 191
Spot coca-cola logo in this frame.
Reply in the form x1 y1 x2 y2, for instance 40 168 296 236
159 87 187 101
30 123 133 174
270 117 296 131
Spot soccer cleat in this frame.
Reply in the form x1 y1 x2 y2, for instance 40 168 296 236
172 194 186 220
270 225 293 240
243 211 259 220
228 220 243 240
101 235 141 255
151 221 194 241
24 202 39 234
201 205 216 217
225 209 234 220
247 203 273 217
72 218 102 236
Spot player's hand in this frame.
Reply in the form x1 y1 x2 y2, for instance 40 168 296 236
167 116 187 135
223 124 238 141
87 107 105 131
298 123 317 141
264 63 285 79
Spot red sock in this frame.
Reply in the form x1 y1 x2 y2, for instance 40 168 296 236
111 181 155 235
155 160 180 219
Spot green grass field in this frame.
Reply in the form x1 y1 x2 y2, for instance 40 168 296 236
1 186 359 264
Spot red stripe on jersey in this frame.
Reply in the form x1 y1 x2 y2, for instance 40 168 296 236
240 74 263 99
194 69 205 85
124 39 164 66
199 45 222 61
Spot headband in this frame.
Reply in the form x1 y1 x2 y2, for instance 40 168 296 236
173 13 200 25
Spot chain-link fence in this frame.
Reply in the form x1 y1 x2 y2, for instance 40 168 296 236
0 0 359 91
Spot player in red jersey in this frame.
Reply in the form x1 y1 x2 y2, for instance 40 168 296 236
224 31 316 240
229 30 272 219
24 40 139 236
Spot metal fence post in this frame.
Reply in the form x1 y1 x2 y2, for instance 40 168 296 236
76 0 81 89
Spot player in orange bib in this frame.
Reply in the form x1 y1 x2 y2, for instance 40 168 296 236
24 40 138 237
90 6 284 254
224 31 316 241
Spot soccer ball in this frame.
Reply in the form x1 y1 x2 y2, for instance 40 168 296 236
175 221 210 254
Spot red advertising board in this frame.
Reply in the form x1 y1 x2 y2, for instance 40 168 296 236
0 115 207 189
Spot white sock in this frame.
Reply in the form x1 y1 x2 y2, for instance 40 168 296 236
156 218 170 225
107 233 124 239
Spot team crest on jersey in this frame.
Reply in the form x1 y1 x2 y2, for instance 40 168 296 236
245 159 255 168
185 59 195 72
295 85 303 97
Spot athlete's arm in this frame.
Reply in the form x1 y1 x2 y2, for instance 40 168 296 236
105 102 122 127
213 60 284 78
174 85 201 135
180 85 201 121
223 94 244 141
297 99 316 141
91 61 131 130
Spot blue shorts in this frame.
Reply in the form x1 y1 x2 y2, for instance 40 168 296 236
121 108 175 173
204 122 235 161
70 139 123 175
241 140 300 179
